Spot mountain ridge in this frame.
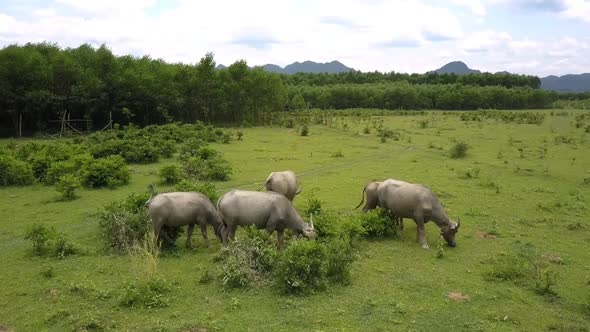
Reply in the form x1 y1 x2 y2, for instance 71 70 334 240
215 60 589 92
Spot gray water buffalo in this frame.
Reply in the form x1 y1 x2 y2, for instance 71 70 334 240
354 179 409 228
146 191 227 248
217 190 316 247
260 170 301 201
377 181 460 249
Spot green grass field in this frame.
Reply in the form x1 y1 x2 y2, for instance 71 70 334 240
1 110 589 331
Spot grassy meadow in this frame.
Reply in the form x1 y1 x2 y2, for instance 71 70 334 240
1 109 590 331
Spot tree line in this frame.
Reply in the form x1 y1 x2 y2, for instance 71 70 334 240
0 43 579 137
283 71 542 89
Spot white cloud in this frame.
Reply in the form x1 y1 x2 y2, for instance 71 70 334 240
452 0 487 16
561 0 590 22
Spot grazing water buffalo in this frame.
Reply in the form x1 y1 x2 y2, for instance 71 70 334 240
377 181 460 249
146 190 227 248
217 190 316 247
354 179 410 228
260 170 302 201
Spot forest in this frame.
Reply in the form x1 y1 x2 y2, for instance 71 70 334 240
0 42 578 136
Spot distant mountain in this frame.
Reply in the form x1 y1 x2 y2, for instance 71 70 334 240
282 60 354 74
215 60 355 74
540 74 590 93
431 61 480 75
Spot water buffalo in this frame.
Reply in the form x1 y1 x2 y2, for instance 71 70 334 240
217 190 316 247
377 181 460 249
354 179 409 229
146 190 227 248
260 170 302 201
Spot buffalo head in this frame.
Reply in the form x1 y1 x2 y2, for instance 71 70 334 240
440 218 460 247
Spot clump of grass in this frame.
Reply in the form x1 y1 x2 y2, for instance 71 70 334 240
25 224 53 255
449 141 469 159
118 277 171 309
418 119 429 128
236 130 244 140
331 150 344 158
363 126 371 134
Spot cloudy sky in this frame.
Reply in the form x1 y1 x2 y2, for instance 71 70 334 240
0 0 589 76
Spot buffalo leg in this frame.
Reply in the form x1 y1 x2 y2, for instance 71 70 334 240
414 216 429 249
200 223 210 247
186 224 195 248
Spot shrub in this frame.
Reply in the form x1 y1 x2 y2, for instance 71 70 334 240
418 119 429 128
217 227 277 289
118 277 171 308
178 138 207 161
311 211 340 239
24 224 81 258
53 233 81 259
274 239 328 294
377 127 399 140
363 126 371 134
97 193 151 252
182 155 232 181
325 238 355 284
45 154 92 185
284 118 295 128
236 130 244 140
81 156 130 188
0 155 35 186
583 176 590 185
449 141 469 159
159 165 181 185
304 196 323 217
55 174 81 201
24 224 54 255
300 124 309 136
359 208 399 238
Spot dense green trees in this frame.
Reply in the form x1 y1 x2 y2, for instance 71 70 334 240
0 43 288 136
0 42 577 137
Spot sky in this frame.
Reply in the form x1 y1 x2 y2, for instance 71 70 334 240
0 0 589 76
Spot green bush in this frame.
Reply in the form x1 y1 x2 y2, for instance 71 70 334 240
236 131 244 140
300 124 309 136
53 233 81 259
118 277 171 308
81 156 130 188
325 238 355 284
217 227 277 289
0 155 35 186
55 174 81 201
45 154 92 185
359 208 399 238
159 165 181 185
450 141 469 159
97 193 151 252
24 224 81 258
24 224 54 255
182 155 232 181
274 239 328 294
177 138 207 160
304 196 323 217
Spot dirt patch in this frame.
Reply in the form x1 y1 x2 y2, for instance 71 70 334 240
180 328 208 332
48 288 60 297
0 325 15 332
476 231 497 239
542 253 563 265
448 292 470 302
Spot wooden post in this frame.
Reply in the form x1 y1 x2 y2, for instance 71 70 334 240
109 111 113 129
18 112 22 138
59 110 67 138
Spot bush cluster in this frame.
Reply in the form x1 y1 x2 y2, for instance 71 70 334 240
181 145 232 181
24 224 82 258
358 208 399 238
0 154 34 186
449 141 469 159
